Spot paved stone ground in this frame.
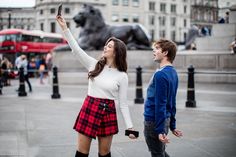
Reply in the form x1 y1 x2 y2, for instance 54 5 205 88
0 78 236 157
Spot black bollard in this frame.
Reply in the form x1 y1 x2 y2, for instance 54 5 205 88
134 66 144 104
18 67 27 97
51 66 61 99
185 65 196 107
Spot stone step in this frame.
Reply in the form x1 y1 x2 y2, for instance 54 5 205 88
211 24 236 37
195 36 233 51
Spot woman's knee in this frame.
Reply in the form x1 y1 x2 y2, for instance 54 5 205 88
98 136 113 155
78 133 92 154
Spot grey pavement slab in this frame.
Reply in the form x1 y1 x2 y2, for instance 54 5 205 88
0 78 236 157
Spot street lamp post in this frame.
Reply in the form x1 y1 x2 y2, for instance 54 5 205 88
8 9 11 29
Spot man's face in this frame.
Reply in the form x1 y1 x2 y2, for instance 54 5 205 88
152 45 166 63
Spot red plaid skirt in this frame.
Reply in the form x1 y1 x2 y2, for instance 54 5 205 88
73 95 118 139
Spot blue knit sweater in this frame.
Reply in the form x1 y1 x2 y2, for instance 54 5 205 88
144 65 178 134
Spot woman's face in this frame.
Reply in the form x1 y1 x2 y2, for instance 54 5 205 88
103 40 115 59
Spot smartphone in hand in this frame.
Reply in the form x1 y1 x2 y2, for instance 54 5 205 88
125 129 139 138
57 3 62 16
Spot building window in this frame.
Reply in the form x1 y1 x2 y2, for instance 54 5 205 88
149 15 155 25
184 32 187 42
159 16 166 26
160 3 166 13
40 23 44 31
149 2 155 11
122 14 129 22
150 29 155 41
184 19 187 27
65 8 70 14
132 14 139 23
112 14 119 22
66 22 70 29
40 9 43 15
170 4 176 13
122 0 129 6
50 8 55 14
170 17 176 26
159 30 166 38
171 31 176 41
184 5 187 14
132 0 139 7
112 0 119 5
51 22 55 33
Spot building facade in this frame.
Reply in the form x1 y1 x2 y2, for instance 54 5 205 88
0 7 36 30
0 0 191 43
191 0 218 31
218 0 236 19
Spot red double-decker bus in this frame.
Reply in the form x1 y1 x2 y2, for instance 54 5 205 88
0 29 67 63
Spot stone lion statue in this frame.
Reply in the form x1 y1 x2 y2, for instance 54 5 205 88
55 4 151 51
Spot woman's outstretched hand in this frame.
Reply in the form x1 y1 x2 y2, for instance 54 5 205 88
56 15 68 31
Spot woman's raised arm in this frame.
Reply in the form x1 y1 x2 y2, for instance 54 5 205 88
56 15 97 70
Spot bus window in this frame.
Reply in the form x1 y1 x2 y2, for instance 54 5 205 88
0 35 5 42
43 37 63 43
0 34 18 42
21 35 42 42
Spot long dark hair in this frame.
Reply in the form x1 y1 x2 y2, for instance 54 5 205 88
88 37 127 79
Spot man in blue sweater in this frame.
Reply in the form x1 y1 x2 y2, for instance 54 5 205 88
144 39 183 157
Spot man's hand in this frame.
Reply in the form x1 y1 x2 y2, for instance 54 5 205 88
158 133 170 144
172 129 183 137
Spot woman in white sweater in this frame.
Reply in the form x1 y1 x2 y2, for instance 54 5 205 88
56 15 137 157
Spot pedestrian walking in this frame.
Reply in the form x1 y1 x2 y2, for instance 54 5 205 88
16 55 32 92
38 56 46 84
46 50 53 72
56 15 137 157
1 57 12 86
143 39 183 157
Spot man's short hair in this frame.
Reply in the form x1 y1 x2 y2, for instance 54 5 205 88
153 39 177 63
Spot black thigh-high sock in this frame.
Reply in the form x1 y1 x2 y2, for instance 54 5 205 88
75 150 89 157
98 152 111 157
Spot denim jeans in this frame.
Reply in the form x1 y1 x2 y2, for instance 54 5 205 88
144 119 170 157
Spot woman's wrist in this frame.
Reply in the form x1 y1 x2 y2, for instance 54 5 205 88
62 26 68 31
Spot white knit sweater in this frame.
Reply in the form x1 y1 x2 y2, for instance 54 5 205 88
63 29 133 129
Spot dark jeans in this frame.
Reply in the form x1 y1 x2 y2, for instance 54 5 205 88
17 74 32 92
144 119 170 157
24 74 32 91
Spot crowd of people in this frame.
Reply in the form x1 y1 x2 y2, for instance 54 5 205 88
0 51 53 92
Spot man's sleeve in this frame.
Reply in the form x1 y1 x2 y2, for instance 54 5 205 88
154 72 168 134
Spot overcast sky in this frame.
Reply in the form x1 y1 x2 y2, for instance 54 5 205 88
0 0 35 8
